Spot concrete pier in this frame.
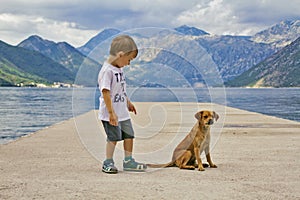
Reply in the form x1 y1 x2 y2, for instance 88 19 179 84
0 102 299 199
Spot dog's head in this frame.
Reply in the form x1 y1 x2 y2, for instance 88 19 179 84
195 110 219 126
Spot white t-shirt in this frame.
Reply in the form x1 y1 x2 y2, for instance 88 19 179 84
98 62 130 122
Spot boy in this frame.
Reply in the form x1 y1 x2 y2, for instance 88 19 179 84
98 35 147 174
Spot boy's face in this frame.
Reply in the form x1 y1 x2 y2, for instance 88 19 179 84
116 51 136 68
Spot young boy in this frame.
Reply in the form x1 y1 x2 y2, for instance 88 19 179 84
98 35 147 174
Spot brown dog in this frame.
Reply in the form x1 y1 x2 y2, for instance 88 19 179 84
147 110 219 171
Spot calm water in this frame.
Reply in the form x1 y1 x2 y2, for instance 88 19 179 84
0 87 299 144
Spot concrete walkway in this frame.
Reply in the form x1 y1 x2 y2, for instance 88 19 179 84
0 102 299 199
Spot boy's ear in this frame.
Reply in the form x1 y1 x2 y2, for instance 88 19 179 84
116 51 125 57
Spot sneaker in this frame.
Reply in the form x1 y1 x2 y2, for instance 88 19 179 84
102 160 118 174
123 158 147 172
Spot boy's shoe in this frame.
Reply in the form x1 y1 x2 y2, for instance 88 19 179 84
123 158 147 172
102 160 118 174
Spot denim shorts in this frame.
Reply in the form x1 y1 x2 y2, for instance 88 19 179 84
102 119 135 142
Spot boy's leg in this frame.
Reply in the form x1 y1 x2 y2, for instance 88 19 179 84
120 120 134 159
123 139 147 171
106 141 117 160
120 120 147 171
101 120 121 174
102 141 118 174
123 138 133 158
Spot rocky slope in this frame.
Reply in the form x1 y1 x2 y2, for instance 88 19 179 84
226 37 300 87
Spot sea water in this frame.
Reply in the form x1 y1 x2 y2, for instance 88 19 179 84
0 87 299 144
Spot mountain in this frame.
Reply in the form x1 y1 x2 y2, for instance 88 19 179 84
1 20 299 87
77 28 277 85
18 35 99 74
0 40 74 86
196 35 277 81
226 37 300 87
75 20 298 87
174 25 210 36
125 34 217 88
0 55 46 86
18 35 101 86
77 28 120 56
251 20 300 47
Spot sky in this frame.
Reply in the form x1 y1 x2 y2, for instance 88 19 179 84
0 0 299 47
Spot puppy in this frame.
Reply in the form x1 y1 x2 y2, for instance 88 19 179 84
148 110 219 171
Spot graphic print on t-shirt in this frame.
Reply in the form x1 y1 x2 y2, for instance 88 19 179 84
113 72 126 103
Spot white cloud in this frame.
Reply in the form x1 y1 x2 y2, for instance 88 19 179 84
0 0 299 46
0 13 98 47
173 0 300 36
0 0 200 29
173 0 263 35
0 0 201 46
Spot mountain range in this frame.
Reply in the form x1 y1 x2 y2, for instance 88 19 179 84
226 37 300 87
0 19 299 87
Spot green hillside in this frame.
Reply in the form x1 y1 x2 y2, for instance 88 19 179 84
0 41 74 86
0 57 47 86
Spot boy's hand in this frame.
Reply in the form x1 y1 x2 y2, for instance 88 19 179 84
109 111 118 126
128 101 137 115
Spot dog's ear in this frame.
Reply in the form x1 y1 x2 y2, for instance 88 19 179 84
213 111 219 121
195 111 203 120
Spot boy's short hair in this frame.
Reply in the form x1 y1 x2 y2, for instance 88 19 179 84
109 35 138 57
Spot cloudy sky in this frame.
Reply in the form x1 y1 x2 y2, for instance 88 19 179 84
0 0 299 47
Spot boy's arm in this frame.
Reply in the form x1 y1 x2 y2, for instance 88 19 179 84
127 97 137 115
102 89 118 126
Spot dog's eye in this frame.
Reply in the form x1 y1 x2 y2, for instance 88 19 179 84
204 116 208 119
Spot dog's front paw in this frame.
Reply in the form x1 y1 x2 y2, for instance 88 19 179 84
210 164 217 168
198 167 205 171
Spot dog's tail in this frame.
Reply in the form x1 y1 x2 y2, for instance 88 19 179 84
147 161 175 168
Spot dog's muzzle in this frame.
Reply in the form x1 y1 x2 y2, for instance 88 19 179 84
207 119 214 125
